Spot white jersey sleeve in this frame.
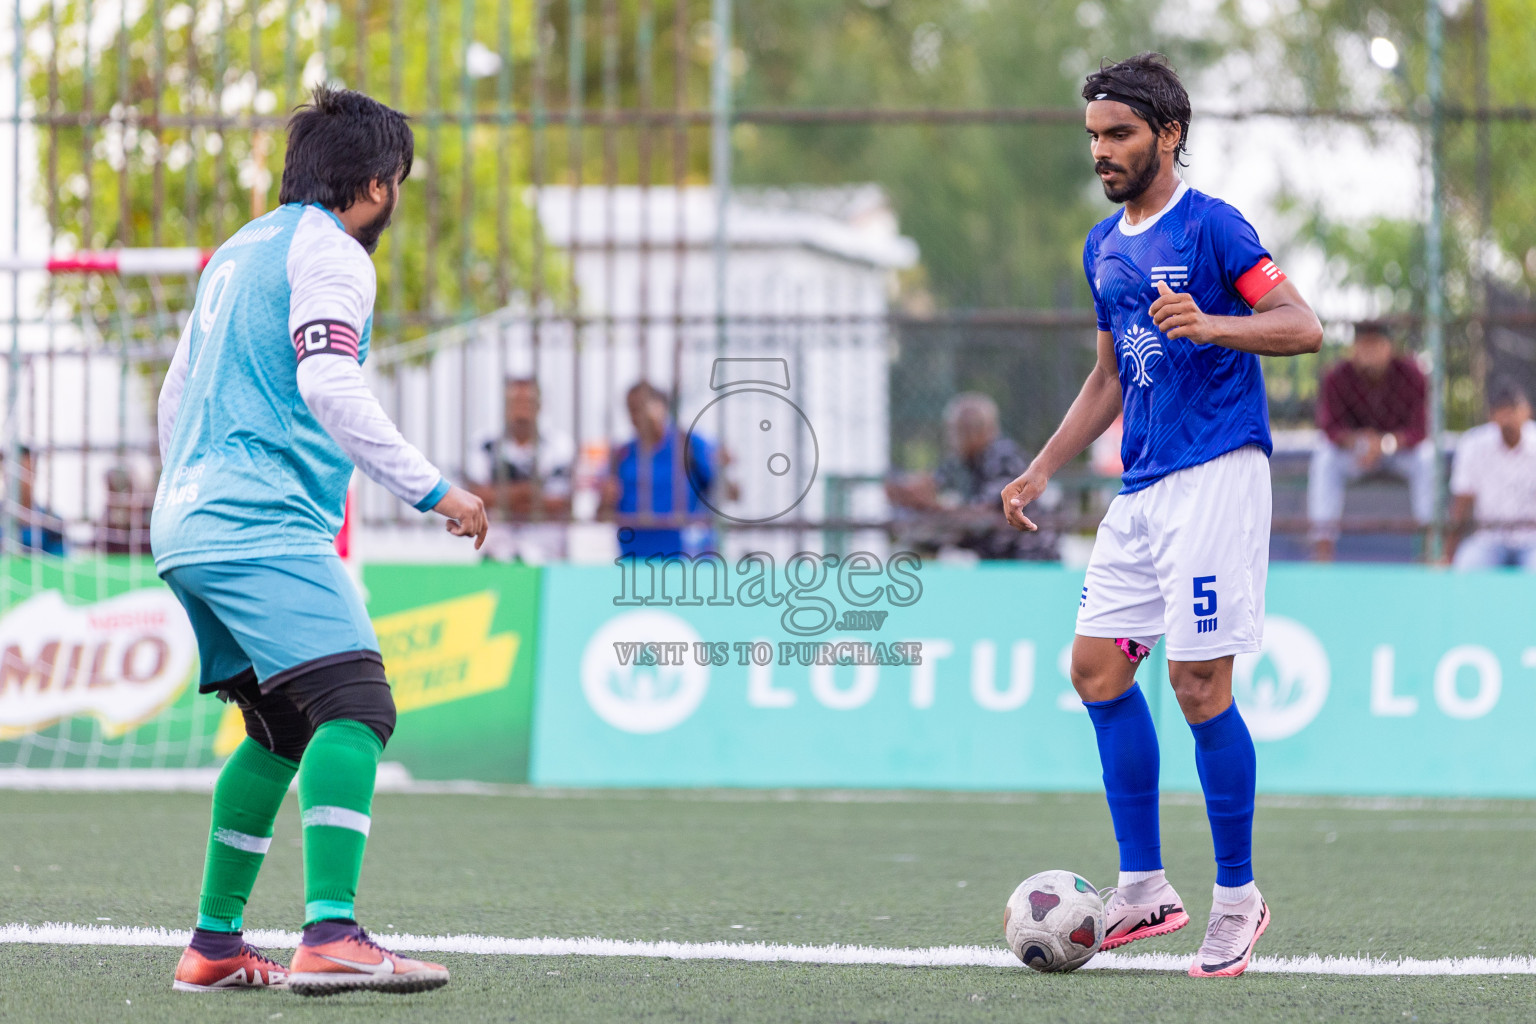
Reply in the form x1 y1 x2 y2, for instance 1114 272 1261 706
287 208 449 512
157 317 192 464
287 207 377 337
296 357 447 509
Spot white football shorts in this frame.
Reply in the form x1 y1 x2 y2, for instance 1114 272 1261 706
1075 444 1271 661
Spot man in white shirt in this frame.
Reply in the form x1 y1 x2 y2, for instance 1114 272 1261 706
1447 380 1536 570
467 376 575 563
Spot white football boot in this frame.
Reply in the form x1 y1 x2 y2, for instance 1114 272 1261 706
1188 887 1270 978
1098 875 1190 950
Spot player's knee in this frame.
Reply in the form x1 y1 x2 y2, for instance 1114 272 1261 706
1170 659 1221 689
281 655 396 747
1068 659 1106 698
306 680 396 747
1169 660 1231 720
243 705 314 761
1069 638 1136 702
224 671 315 761
1071 666 1135 703
1170 673 1218 707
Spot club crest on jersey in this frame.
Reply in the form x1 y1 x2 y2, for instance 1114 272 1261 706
1149 265 1189 289
1119 324 1163 387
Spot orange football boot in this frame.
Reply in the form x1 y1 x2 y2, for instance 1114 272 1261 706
172 943 289 992
287 928 449 996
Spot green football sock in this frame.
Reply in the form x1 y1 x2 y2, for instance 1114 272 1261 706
196 738 299 933
298 719 383 926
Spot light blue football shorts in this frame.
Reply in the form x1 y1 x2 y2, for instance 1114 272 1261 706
162 554 379 693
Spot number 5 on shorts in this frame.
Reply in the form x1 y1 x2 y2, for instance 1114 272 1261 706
1193 575 1218 618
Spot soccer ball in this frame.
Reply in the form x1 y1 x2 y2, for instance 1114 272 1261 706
1004 869 1104 973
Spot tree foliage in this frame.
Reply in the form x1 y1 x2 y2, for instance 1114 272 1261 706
1227 0 1536 313
27 0 1214 338
27 0 574 338
732 0 1208 309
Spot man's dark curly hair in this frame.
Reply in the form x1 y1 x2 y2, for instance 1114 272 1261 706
1082 52 1192 167
279 85 414 210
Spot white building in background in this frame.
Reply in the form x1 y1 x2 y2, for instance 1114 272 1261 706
0 180 919 561
0 305 170 549
358 184 918 562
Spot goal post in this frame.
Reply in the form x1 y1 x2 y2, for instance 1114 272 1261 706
0 246 353 779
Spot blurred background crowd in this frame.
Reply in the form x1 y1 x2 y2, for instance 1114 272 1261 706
2 0 1533 571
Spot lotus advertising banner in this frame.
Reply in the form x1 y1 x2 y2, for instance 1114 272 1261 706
0 558 541 781
531 560 1536 797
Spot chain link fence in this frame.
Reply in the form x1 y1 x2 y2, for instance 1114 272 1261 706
4 0 1535 567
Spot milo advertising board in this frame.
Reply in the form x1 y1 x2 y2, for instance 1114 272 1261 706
0 558 215 770
0 558 540 781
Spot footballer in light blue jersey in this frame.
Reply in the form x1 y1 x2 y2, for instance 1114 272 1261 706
152 201 400 571
152 86 485 995
1000 54 1322 980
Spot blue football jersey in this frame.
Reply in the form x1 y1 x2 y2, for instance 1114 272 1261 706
1083 182 1287 492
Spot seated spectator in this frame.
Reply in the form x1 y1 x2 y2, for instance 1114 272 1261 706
467 376 574 564
1 444 66 556
1308 321 1434 561
886 392 1058 560
100 465 153 554
601 381 729 559
1446 380 1536 570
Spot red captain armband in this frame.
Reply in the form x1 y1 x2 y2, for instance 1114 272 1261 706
293 319 361 361
1234 257 1287 307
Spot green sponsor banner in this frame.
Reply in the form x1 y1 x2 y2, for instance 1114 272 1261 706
364 563 540 782
0 558 540 782
531 562 1536 797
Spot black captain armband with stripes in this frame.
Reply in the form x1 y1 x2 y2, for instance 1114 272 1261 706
292 320 361 362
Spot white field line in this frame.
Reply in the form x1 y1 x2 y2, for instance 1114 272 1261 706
0 763 422 793
2 924 1533 976
3 771 1533 812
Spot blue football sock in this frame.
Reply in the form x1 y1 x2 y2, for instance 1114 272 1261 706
1083 683 1162 872
1190 701 1257 888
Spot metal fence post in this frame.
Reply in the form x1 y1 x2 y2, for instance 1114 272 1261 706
5 0 23 561
711 0 732 359
1424 0 1446 561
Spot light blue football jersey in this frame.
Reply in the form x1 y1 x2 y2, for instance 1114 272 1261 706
151 203 376 571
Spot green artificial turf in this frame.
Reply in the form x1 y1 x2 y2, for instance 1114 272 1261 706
3 788 1535 1022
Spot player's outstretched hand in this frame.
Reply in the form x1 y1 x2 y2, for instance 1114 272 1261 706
433 485 489 550
1000 469 1047 532
1150 280 1215 343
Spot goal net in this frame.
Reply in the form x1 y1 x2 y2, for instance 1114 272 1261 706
1 251 240 774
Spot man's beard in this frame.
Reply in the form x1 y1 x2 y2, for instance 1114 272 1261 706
1096 141 1161 204
354 188 397 254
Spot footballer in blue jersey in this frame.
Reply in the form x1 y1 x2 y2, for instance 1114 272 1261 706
1000 53 1322 979
154 87 486 996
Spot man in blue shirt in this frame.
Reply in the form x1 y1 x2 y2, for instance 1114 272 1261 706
1002 53 1322 978
2 445 66 556
605 381 726 558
